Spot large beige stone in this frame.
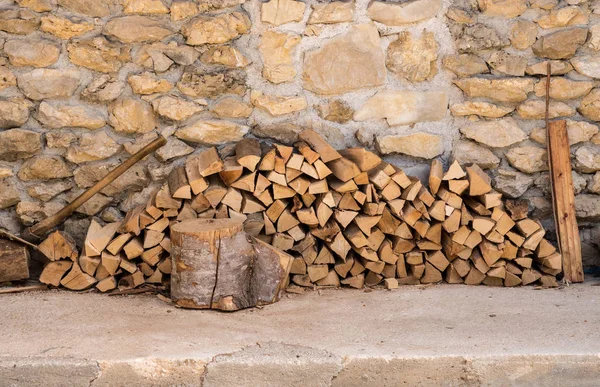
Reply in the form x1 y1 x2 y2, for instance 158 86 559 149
38 102 106 130
261 0 306 26
510 20 537 50
574 145 600 172
450 101 514 118
171 1 198 21
505 146 548 173
442 54 489 77
4 39 60 67
175 120 249 144
155 138 193 162
252 123 303 144
152 96 204 121
259 30 300 84
453 78 534 103
66 131 120 164
354 90 447 126
67 37 130 73
367 0 442 26
376 133 443 159
386 31 438 82
57 0 114 17
531 28 588 59
18 155 73 180
0 129 40 161
525 60 572 75
303 24 386 95
134 41 199 72
104 16 173 43
82 75 124 102
446 7 477 24
0 98 33 128
251 91 307 116
486 51 527 76
571 55 600 79
575 194 600 222
534 78 593 100
46 131 77 149
108 98 156 134
128 72 173 95
531 0 558 9
460 118 527 148
72 191 112 216
530 120 599 145
40 15 94 39
578 89 600 121
0 9 40 35
308 1 354 24
27 180 74 201
589 24 600 51
16 201 63 225
494 169 534 198
0 167 13 179
478 0 528 18
316 100 354 123
211 97 252 119
588 172 600 194
0 67 17 91
183 11 251 45
123 0 169 14
453 23 509 53
123 133 159 155
452 140 500 169
200 46 250 68
517 100 575 119
0 178 20 209
101 163 149 196
177 70 246 98
16 0 54 12
74 161 117 188
17 68 80 100
536 6 588 28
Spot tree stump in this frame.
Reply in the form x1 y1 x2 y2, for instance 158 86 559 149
170 218 292 311
0 239 30 283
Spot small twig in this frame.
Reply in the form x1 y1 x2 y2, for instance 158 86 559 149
0 284 48 294
0 228 40 251
108 286 161 296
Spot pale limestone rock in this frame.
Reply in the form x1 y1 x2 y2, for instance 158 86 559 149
446 7 477 23
0 9 40 35
57 0 114 17
261 0 306 26
575 194 600 221
128 72 173 95
251 91 307 116
354 90 447 126
17 68 80 100
66 131 120 164
252 123 302 144
101 163 149 196
135 42 199 72
531 0 558 9
211 97 253 119
571 55 600 79
303 24 386 95
510 20 537 50
536 6 588 28
0 178 19 209
152 96 203 121
40 15 94 39
573 172 587 194
0 129 40 161
452 140 500 169
46 131 76 149
579 89 600 121
82 75 124 102
108 98 156 134
183 11 251 45
0 66 17 91
196 0 245 12
534 78 593 100
104 16 173 43
450 101 514 118
175 120 249 144
155 137 194 162
0 99 33 128
376 133 443 159
574 145 600 172
177 69 246 98
100 207 123 223
592 133 600 145
27 180 73 201
259 30 301 84
478 0 528 18
589 24 600 51
453 78 534 103
588 172 600 193
18 155 72 180
316 100 354 123
308 1 353 24
200 46 251 68
460 118 527 148
16 0 55 12
16 201 63 225
487 51 527 76
517 100 575 120
453 23 509 53
123 132 159 155
123 0 169 14
71 191 112 216
367 0 442 26
530 120 599 145
73 161 116 188
442 54 489 77
494 169 534 198
386 31 438 82
532 28 588 59
171 1 198 21
0 166 13 179
67 37 130 73
506 146 548 173
4 39 60 67
525 60 572 75
38 102 106 130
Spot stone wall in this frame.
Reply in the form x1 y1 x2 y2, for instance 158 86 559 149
0 0 598 264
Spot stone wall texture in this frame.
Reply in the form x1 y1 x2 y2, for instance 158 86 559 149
0 0 599 265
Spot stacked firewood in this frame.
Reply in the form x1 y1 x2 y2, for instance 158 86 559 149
38 129 561 292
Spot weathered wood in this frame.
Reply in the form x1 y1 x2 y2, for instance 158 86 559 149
0 239 30 282
38 231 78 262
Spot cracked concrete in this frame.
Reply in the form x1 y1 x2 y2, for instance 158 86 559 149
1 282 600 386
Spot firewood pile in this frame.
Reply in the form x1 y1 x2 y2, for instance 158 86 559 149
37 129 561 293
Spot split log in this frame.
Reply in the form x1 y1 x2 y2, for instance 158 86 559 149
0 239 29 282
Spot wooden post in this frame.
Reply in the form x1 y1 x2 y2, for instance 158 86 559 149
547 120 584 282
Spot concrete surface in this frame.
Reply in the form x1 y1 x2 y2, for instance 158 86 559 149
1 281 600 386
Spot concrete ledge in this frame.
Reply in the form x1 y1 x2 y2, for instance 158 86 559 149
1 282 599 386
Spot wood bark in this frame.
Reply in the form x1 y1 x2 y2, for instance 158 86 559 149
0 239 29 282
